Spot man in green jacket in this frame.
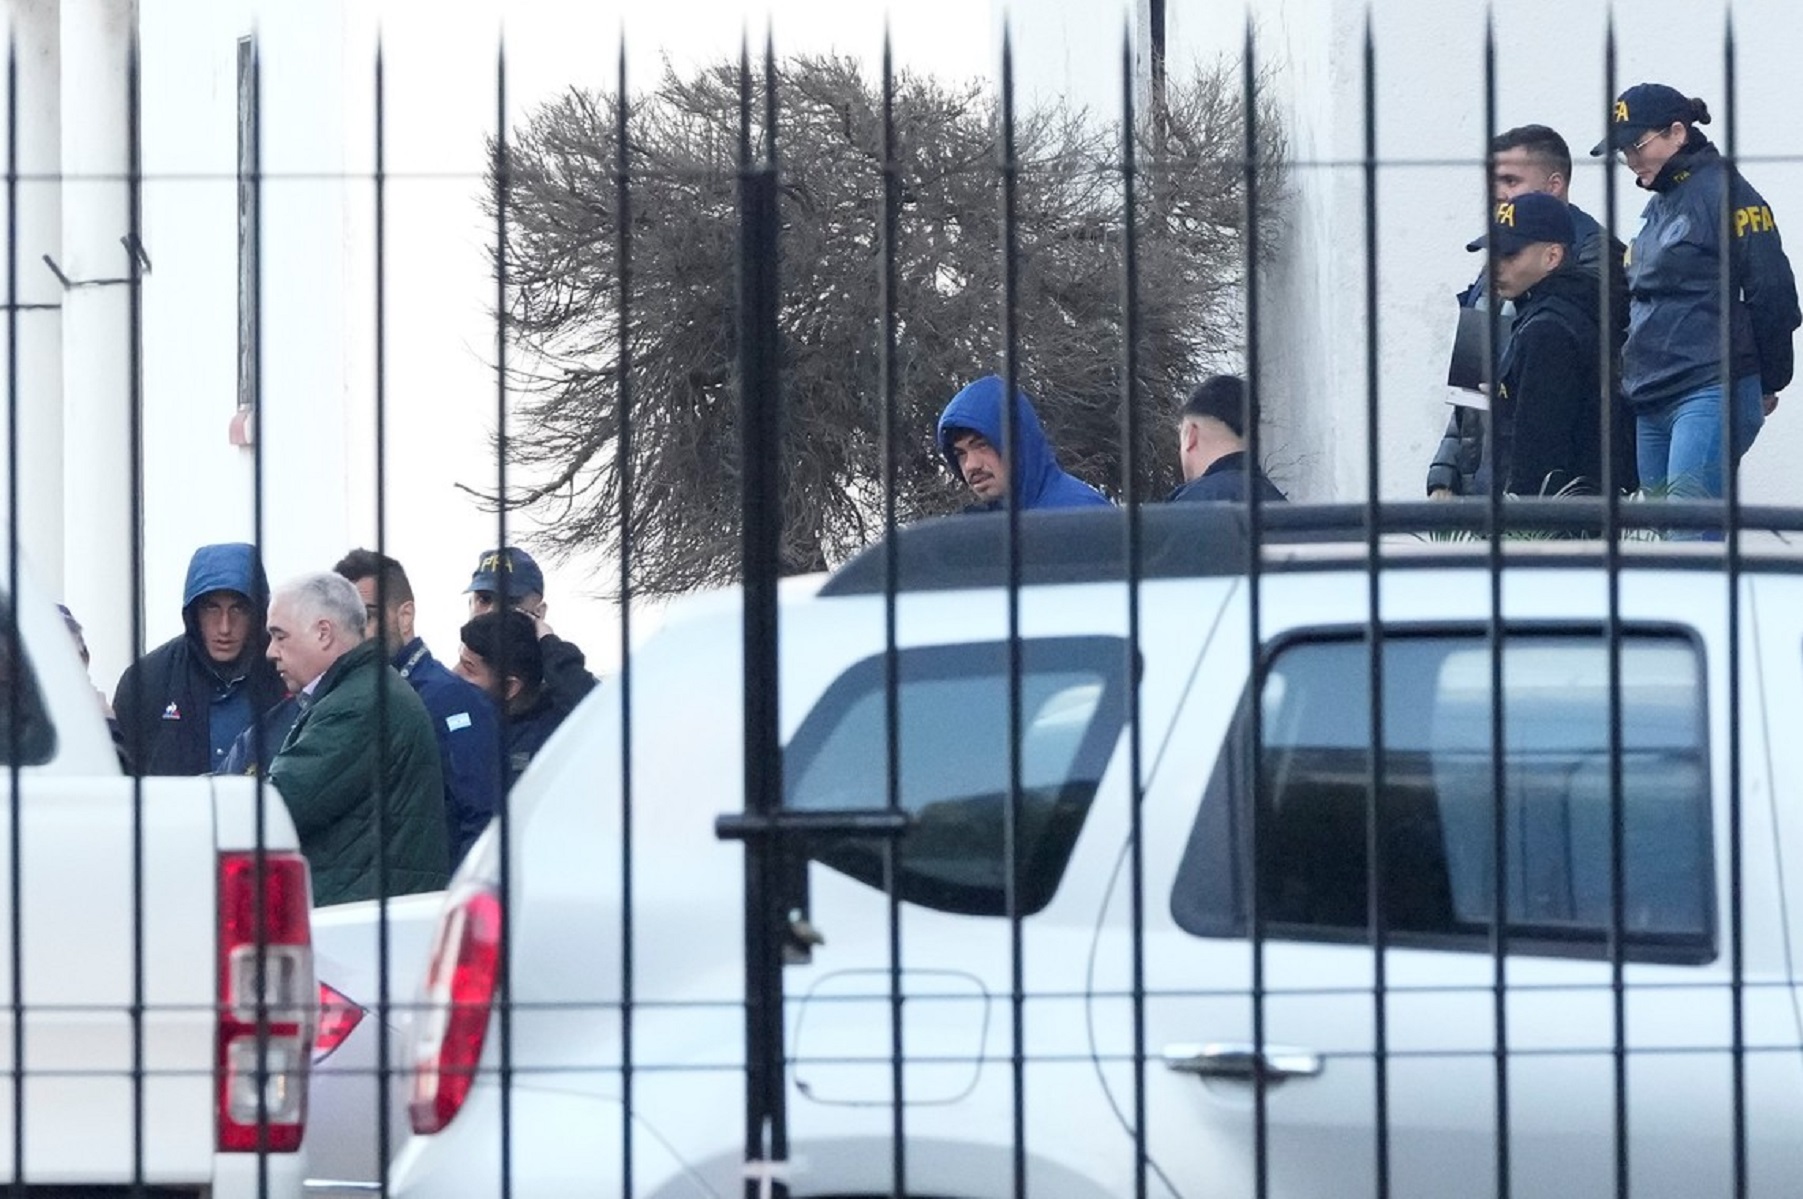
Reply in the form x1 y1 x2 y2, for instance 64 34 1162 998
266 571 449 906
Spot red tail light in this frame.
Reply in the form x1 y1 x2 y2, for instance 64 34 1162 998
409 885 502 1134
314 982 365 1063
216 851 315 1153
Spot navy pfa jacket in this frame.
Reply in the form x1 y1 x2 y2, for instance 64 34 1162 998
1624 138 1801 409
394 638 503 868
936 376 1112 511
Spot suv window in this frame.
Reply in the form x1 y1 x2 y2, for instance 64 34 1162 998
785 637 1130 917
1171 630 1712 964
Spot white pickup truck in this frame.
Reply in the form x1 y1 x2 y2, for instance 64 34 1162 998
389 503 1803 1198
0 579 314 1195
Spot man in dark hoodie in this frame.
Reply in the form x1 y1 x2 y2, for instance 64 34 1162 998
1465 193 1605 496
113 542 287 775
936 375 1112 511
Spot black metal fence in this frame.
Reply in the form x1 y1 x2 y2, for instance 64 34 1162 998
4 6 1803 1199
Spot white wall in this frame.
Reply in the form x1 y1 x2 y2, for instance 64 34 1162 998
137 0 357 685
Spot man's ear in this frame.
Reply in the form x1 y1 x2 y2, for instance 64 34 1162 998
503 675 525 705
396 598 416 632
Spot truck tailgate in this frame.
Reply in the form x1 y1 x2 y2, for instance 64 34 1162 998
0 775 254 1184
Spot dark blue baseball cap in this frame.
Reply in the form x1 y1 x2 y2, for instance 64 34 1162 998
1466 193 1575 255
466 546 546 599
1590 83 1691 156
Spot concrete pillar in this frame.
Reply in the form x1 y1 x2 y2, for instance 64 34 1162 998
8 0 65 600
58 0 137 686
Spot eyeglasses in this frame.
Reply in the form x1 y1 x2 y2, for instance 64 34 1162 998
1617 129 1664 162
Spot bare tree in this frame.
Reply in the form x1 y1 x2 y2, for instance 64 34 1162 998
487 53 1285 597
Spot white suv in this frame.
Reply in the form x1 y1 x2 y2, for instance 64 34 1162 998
390 505 1803 1197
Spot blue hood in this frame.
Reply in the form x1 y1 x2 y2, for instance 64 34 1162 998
936 376 1111 511
181 542 268 614
178 542 271 679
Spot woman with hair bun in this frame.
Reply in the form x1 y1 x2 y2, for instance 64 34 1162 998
1593 83 1800 501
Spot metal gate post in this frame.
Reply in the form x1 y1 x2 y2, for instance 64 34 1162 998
733 42 789 1199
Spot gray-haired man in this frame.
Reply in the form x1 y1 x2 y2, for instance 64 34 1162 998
265 572 448 906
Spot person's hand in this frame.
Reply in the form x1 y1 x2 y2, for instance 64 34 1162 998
1763 392 1780 416
1428 488 1454 501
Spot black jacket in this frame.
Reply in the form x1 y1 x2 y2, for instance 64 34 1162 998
113 544 286 775
502 689 576 792
1429 204 1630 495
1493 263 1607 496
1624 138 1801 408
1167 452 1287 504
540 634 598 715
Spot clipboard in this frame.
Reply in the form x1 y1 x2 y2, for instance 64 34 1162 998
1446 305 1512 394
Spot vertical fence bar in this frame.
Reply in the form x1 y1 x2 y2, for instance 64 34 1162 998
1719 17 1749 1197
372 41 394 1199
246 31 276 1193
239 31 274 1192
997 27 1028 1199
1239 23 1271 1196
1479 17 1511 1199
1615 30 1644 1197
124 29 147 1199
1239 19 1271 1196
3 36 22 1199
240 33 268 1184
1606 40 1632 1177
614 33 637 1199
1119 26 1148 1199
1596 21 1631 1199
736 32 788 1199
490 39 515 1199
878 27 907 1199
1358 19 1390 1199
1605 31 1642 1199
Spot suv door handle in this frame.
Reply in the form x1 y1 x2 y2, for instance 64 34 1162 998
1162 1042 1324 1084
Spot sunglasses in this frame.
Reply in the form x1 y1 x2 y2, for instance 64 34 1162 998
1617 128 1666 161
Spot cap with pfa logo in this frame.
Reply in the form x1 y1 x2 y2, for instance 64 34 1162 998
466 546 546 600
1466 193 1575 256
1590 82 1691 156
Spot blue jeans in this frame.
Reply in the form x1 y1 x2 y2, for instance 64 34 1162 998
1635 376 1765 499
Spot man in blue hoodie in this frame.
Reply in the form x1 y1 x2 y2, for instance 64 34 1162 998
936 375 1112 511
113 542 287 775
